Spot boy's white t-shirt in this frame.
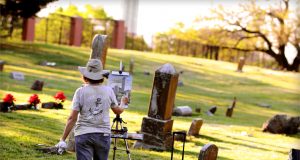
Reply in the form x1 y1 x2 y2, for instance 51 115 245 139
72 84 118 136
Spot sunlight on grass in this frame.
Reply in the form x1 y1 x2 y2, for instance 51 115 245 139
0 41 299 160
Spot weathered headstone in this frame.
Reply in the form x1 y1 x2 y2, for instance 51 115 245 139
40 61 56 66
129 58 134 74
257 103 271 108
237 57 245 72
41 102 57 109
188 118 203 136
134 63 179 150
289 148 300 160
173 106 192 116
31 80 44 91
143 71 150 75
90 34 108 68
10 72 25 80
177 80 184 87
195 107 201 113
262 114 300 134
198 143 218 160
0 60 5 71
226 97 236 117
207 106 217 116
15 104 31 110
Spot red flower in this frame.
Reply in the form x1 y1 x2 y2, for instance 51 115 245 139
28 94 41 105
2 94 16 103
54 92 66 102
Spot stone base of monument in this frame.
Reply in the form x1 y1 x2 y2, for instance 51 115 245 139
133 117 174 150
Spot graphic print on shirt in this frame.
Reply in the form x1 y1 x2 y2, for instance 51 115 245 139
87 97 104 121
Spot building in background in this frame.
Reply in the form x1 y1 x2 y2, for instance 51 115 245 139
122 0 139 35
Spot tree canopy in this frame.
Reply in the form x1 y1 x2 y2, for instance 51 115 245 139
206 0 300 71
0 0 57 37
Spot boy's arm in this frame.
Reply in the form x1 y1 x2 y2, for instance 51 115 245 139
111 96 128 115
61 110 79 141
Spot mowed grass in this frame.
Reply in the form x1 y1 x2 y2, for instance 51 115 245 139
0 40 299 160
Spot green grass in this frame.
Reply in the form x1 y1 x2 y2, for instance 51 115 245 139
0 40 299 160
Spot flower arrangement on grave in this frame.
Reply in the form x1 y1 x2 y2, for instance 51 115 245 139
1 93 16 112
28 94 41 110
54 92 66 109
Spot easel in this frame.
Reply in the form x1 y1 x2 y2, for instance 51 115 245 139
111 114 131 160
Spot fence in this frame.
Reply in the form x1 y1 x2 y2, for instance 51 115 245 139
153 36 277 68
35 15 71 45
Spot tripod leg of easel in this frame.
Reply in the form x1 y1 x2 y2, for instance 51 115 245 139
113 137 117 160
123 139 131 160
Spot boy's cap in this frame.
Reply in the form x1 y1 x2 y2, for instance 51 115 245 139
78 59 106 80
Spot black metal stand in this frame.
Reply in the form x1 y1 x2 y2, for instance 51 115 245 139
111 114 131 160
171 131 186 160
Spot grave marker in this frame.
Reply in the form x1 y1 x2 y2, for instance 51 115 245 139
129 58 134 74
195 107 201 113
188 118 203 136
226 97 236 117
90 34 108 68
31 80 44 91
173 106 192 116
10 72 25 80
134 63 179 150
207 106 217 116
198 143 218 160
0 60 5 71
237 57 245 72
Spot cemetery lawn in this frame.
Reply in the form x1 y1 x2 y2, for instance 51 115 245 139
0 40 299 160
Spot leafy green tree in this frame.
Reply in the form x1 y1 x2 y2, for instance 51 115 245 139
0 0 57 37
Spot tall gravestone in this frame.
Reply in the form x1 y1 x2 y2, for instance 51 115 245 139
67 34 108 152
134 63 179 150
226 97 236 117
90 34 108 68
237 57 245 72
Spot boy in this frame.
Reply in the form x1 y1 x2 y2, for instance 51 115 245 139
56 59 128 160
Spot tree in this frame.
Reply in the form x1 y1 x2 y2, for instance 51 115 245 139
0 0 57 37
208 0 300 71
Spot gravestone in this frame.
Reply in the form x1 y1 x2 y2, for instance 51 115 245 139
144 71 150 75
134 63 179 150
188 118 203 136
198 143 218 160
31 80 44 91
195 107 201 113
10 72 25 80
226 97 236 117
15 104 31 110
237 57 245 72
289 149 300 160
41 102 57 109
129 58 134 74
0 60 5 71
173 106 192 116
90 34 108 68
262 114 300 134
177 80 184 87
207 106 217 116
40 61 56 66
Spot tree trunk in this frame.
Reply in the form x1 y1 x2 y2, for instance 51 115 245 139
274 50 300 72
